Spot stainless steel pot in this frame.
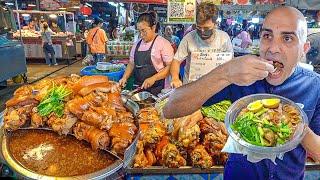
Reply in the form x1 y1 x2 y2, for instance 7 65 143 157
0 99 140 180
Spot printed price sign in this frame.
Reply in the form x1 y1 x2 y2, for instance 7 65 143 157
189 51 232 82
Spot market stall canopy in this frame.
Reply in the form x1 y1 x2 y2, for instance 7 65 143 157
87 0 167 4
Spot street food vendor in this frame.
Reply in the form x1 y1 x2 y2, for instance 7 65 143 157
170 2 233 88
119 12 174 95
24 18 39 31
164 6 320 179
50 21 61 33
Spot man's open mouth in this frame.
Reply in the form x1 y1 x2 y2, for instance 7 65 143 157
273 61 284 69
269 61 284 78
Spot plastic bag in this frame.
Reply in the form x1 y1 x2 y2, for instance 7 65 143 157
222 137 285 164
82 54 94 66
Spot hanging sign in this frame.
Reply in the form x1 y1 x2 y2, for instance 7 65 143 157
167 0 196 24
40 0 62 10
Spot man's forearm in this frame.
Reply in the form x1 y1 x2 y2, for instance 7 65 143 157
163 65 230 118
170 60 181 80
301 126 320 162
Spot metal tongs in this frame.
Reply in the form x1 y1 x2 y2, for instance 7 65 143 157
121 87 142 104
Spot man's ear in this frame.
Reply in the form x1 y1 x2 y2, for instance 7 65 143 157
304 41 311 54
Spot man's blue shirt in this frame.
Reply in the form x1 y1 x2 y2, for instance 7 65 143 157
205 66 320 179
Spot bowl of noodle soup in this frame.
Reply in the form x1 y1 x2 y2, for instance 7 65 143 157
224 94 308 154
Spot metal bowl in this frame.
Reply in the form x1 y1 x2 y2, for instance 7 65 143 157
0 99 140 179
0 126 123 180
224 93 308 155
130 92 157 108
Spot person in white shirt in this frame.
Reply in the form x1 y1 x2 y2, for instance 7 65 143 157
170 2 233 87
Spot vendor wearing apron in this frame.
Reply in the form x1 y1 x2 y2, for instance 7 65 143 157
119 11 174 95
170 2 234 88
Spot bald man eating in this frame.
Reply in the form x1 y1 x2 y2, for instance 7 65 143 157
164 6 320 179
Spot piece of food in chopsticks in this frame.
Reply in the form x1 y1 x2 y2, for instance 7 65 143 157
73 122 110 150
231 98 301 147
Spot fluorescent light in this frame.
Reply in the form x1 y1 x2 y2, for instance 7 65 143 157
28 4 36 7
85 3 92 7
252 18 259 24
5 2 14 6
49 14 58 19
72 6 80 9
59 7 66 10
21 14 30 17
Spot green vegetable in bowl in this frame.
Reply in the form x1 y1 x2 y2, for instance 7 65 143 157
231 101 300 147
201 100 231 122
37 85 72 117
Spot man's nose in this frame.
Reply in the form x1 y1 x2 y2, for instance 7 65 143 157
268 38 281 54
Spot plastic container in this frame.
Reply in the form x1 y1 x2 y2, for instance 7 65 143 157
224 93 308 155
96 62 112 71
80 65 125 82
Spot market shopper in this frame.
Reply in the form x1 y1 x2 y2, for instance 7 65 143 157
164 26 180 52
236 25 253 49
170 2 233 88
119 12 174 95
50 21 62 33
164 6 320 179
86 18 108 64
41 22 57 66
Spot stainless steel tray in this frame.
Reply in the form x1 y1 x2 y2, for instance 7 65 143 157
126 166 225 175
0 99 140 179
126 163 320 175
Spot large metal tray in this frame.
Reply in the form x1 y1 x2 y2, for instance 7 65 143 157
126 163 320 175
0 99 140 179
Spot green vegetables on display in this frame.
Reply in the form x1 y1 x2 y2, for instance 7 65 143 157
201 100 231 122
37 85 72 117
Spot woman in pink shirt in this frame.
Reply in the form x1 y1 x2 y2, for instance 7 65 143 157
236 29 252 49
119 12 174 95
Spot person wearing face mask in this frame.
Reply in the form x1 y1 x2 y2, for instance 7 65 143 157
119 11 174 95
164 6 320 179
170 2 233 88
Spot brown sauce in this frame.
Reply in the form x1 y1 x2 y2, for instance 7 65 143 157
8 129 116 177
